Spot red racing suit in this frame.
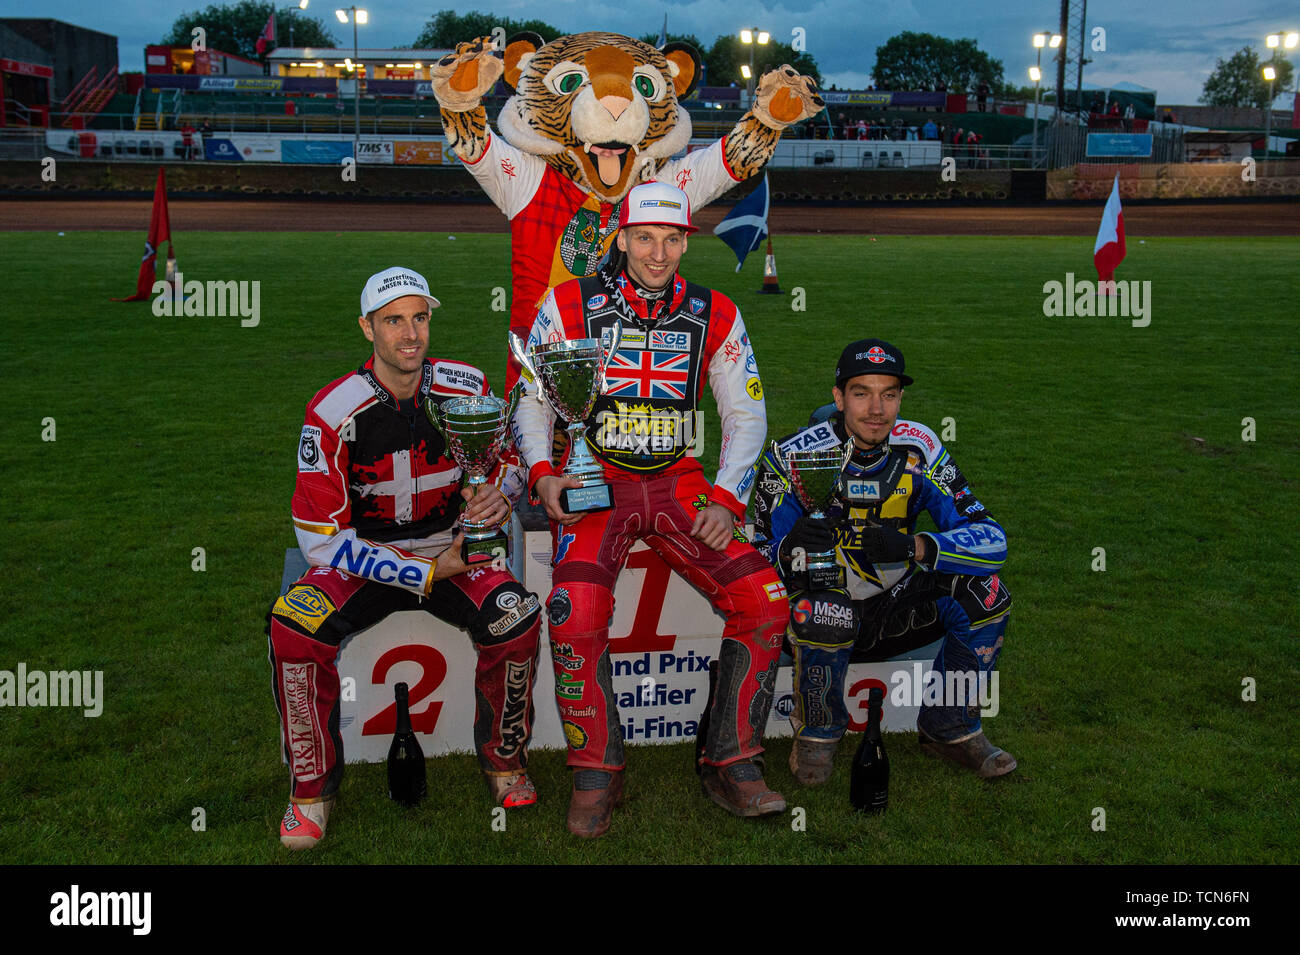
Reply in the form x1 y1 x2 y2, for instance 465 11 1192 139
511 263 789 771
268 356 542 803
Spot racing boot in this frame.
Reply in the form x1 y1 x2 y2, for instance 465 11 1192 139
701 759 787 817
566 769 624 838
486 771 538 809
279 796 334 850
919 729 1016 779
789 737 839 786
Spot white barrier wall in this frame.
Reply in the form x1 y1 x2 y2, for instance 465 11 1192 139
332 531 933 764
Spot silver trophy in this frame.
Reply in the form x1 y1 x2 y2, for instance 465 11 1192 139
509 324 621 513
776 442 851 591
426 392 518 564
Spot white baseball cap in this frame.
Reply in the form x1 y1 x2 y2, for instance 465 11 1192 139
360 266 441 316
618 181 697 233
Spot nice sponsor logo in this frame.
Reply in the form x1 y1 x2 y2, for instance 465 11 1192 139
0 663 103 717
887 662 999 718
1041 272 1151 327
151 272 261 327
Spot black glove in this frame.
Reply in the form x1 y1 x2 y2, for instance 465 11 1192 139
857 525 915 563
786 515 836 554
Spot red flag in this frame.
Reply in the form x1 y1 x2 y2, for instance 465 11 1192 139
255 13 276 55
1093 173 1126 282
114 167 172 302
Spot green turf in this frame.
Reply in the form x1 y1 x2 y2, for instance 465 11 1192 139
1 228 1297 864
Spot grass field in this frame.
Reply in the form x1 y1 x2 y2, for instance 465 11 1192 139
1 226 1297 865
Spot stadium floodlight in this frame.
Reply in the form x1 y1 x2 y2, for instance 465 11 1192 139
739 27 769 104
1287 33 1299 49
740 64 752 79
1050 34 1062 48
1262 65 1277 155
299 0 309 9
1029 66 1042 82
337 6 369 160
1266 33 1280 48
1033 33 1048 48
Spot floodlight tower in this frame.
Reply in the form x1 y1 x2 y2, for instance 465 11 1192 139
1055 0 1089 118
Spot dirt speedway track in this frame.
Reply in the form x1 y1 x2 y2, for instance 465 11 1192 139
3 198 1297 236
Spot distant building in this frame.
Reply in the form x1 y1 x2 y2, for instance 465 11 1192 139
145 44 263 77
1 18 116 103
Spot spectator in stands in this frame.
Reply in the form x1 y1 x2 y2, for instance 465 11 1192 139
923 118 938 140
856 120 868 140
977 82 989 113
200 118 213 140
181 122 197 161
1091 92 1104 114
1108 101 1121 118
837 113 849 140
1123 103 1135 131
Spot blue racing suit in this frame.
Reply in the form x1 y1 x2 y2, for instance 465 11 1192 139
751 414 1011 744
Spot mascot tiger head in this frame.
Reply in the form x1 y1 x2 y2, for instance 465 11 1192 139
498 31 701 203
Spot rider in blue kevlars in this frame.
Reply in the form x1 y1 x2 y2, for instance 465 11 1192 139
751 338 1016 784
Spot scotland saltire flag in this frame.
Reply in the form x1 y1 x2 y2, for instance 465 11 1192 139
713 173 770 272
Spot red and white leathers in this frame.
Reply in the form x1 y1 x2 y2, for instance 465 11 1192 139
268 356 542 803
462 131 742 392
511 263 789 771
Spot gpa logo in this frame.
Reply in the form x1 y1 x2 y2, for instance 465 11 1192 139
843 480 881 500
689 297 705 315
586 293 608 309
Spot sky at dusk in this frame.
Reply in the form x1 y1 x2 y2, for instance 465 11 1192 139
14 0 1300 106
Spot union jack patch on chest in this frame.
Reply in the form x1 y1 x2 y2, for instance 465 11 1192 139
605 349 691 400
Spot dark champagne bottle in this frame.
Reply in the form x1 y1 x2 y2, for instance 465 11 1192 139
693 660 719 775
850 686 888 813
387 682 427 806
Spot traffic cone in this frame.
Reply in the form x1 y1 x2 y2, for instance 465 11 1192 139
758 237 782 294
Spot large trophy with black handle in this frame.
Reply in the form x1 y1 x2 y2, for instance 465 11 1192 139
776 441 853 591
426 391 518 564
509 324 621 513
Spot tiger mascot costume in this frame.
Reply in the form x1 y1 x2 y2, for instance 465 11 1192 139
430 31 823 388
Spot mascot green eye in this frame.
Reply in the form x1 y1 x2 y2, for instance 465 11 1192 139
557 72 584 94
634 75 656 98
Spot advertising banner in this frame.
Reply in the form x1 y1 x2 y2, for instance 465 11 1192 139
1086 133 1154 157
229 135 280 162
356 139 394 164
198 76 284 91
281 139 353 164
203 137 243 162
394 140 442 164
331 533 937 764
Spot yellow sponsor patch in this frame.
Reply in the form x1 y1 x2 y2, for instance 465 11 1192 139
746 377 764 400
273 585 336 634
562 720 589 750
880 475 913 520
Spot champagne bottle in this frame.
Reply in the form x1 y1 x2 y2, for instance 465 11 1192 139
693 660 719 775
850 686 888 813
387 682 427 806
